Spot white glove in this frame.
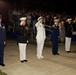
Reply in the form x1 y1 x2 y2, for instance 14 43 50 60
27 40 29 43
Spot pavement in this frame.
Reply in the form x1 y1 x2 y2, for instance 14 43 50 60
0 40 76 75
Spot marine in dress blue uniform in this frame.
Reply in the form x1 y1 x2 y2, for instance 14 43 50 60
51 19 59 55
16 17 29 63
0 15 6 66
65 18 73 52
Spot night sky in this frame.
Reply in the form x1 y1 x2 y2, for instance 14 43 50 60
0 0 76 13
0 0 76 22
14 0 76 13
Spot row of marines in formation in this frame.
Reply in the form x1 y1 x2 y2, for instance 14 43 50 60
0 14 73 66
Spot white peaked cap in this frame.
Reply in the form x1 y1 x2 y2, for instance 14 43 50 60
67 18 72 21
54 19 59 22
20 17 27 21
37 16 43 21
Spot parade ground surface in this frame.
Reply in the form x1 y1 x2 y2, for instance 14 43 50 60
0 40 76 75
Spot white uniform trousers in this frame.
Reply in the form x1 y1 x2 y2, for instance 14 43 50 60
65 37 71 51
37 40 44 59
18 43 27 61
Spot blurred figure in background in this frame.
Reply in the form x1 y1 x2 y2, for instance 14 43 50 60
59 20 65 43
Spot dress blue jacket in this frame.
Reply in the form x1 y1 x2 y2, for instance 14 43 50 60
0 23 6 44
51 25 59 41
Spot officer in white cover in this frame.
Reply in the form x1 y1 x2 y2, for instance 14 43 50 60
35 16 46 59
16 17 29 63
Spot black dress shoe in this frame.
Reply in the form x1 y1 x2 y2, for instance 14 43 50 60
53 53 59 55
56 53 59 55
21 61 24 63
1 64 5 66
53 54 56 55
66 51 71 53
24 60 27 62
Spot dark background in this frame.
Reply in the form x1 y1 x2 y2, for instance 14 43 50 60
0 0 76 23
